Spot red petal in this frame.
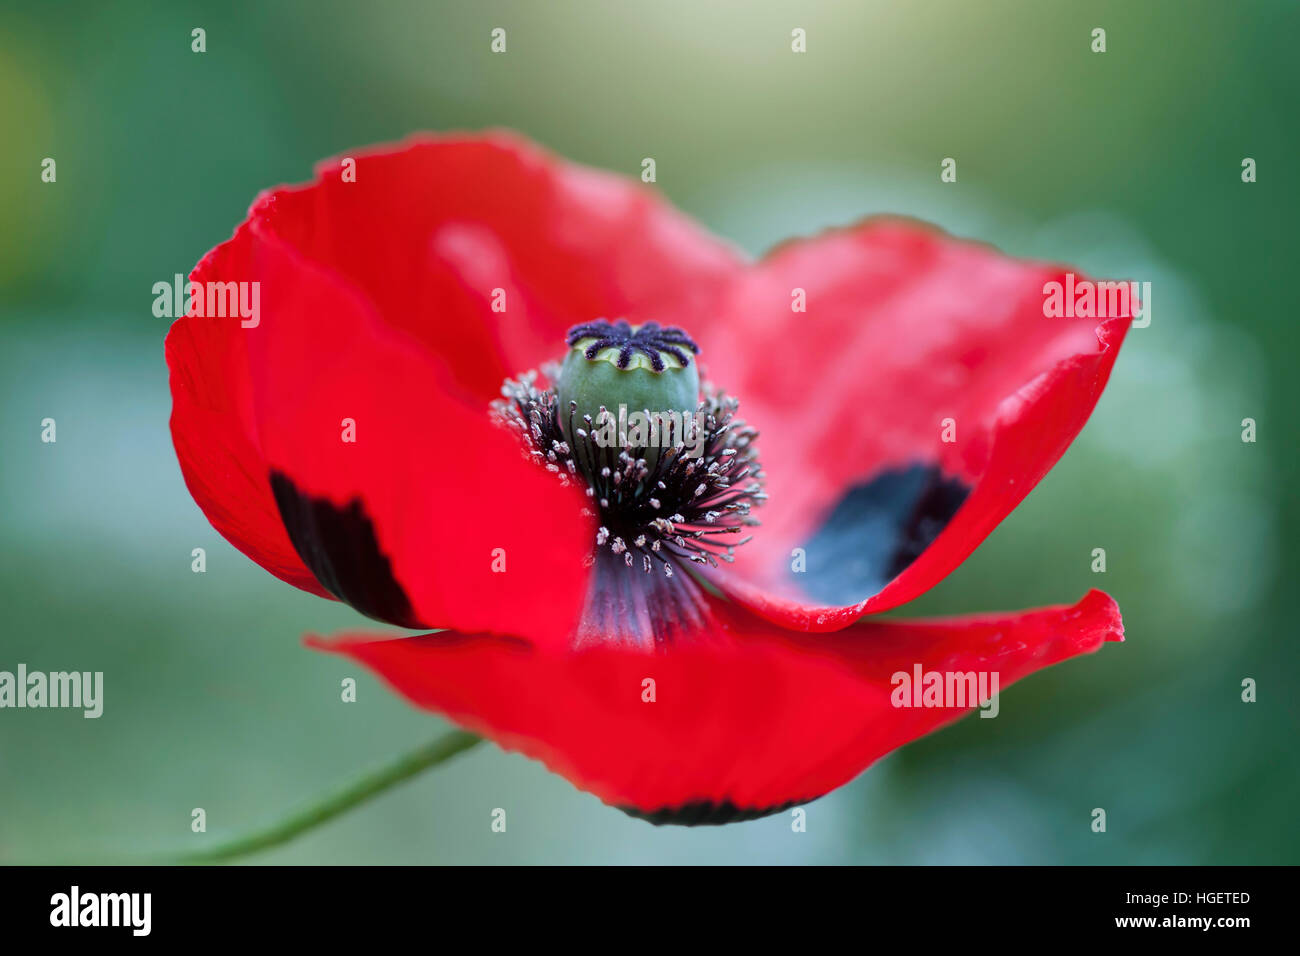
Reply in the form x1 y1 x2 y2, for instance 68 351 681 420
166 245 331 599
308 589 1123 823
167 218 594 646
258 131 744 401
698 219 1132 630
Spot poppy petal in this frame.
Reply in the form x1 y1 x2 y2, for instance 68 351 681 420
257 131 744 401
308 589 1123 823
166 244 332 599
698 219 1132 630
167 217 595 645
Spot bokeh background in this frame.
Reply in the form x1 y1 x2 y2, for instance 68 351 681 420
2 0 1296 864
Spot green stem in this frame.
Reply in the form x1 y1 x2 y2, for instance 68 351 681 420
171 730 483 864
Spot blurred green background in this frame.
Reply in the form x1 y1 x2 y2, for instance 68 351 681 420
2 0 1296 864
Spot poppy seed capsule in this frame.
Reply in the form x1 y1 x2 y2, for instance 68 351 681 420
556 319 701 476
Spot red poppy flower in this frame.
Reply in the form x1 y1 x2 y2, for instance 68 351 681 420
166 131 1130 824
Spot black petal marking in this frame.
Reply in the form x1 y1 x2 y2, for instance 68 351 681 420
269 471 422 629
797 464 970 606
620 797 815 826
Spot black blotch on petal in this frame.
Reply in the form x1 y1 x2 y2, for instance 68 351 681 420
269 471 422 629
797 463 970 606
620 798 813 827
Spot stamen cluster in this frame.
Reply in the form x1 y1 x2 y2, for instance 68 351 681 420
492 365 765 577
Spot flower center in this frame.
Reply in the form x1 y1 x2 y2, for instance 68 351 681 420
491 319 765 583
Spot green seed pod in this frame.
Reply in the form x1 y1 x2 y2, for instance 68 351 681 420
556 319 701 475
